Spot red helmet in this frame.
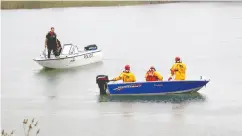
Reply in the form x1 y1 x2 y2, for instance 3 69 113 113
125 65 130 70
150 66 156 71
175 56 180 62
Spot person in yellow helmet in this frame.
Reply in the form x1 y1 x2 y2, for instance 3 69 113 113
112 65 136 82
168 56 187 81
145 66 163 81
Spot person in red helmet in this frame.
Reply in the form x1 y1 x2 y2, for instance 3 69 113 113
168 56 187 81
112 65 136 82
145 66 163 81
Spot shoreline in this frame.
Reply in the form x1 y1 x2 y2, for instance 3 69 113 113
1 1 175 10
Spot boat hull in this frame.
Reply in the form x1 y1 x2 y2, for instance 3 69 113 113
107 80 209 95
98 92 206 103
33 50 103 69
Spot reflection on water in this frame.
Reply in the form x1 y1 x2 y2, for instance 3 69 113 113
35 61 104 76
98 92 206 103
31 62 104 99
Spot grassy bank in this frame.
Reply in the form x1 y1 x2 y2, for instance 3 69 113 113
1 1 173 10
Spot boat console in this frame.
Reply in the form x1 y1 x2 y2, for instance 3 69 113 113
84 44 98 51
96 75 109 95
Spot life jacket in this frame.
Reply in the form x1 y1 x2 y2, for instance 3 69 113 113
119 70 136 82
170 62 186 80
46 32 57 46
146 71 158 81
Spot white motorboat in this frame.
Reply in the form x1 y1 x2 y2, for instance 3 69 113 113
33 44 103 69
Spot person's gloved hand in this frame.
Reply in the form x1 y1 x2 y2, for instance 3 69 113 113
168 77 172 81
111 78 116 81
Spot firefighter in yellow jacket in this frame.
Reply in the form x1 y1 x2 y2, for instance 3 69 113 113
145 66 163 81
168 57 187 81
112 65 136 82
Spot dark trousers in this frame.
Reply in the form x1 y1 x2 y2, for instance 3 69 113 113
56 47 62 56
47 45 58 58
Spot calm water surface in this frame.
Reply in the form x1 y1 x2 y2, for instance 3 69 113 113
1 2 242 136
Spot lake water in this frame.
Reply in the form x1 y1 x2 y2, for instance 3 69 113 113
1 2 242 136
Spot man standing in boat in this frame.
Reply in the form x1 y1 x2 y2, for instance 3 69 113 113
168 57 187 81
145 66 163 81
112 65 136 82
45 27 59 58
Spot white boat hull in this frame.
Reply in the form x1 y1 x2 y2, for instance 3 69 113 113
34 46 103 69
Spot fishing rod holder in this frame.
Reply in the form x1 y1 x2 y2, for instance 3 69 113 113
96 75 109 95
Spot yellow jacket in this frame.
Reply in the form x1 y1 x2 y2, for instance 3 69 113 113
170 62 187 80
113 71 136 82
145 71 163 81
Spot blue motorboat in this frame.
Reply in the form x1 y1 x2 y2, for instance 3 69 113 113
96 75 210 95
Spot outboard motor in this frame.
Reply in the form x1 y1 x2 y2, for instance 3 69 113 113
84 44 98 51
96 75 109 95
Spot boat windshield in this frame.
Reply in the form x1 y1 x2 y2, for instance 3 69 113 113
70 46 79 54
61 44 72 55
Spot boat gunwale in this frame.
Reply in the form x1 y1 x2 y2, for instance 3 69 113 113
33 50 102 61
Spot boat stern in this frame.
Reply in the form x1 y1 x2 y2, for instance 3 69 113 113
96 75 109 95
